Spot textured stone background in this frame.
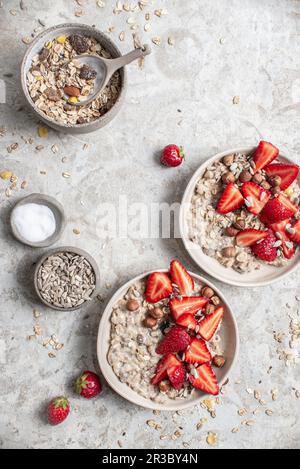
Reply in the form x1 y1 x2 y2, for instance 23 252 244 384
0 0 299 449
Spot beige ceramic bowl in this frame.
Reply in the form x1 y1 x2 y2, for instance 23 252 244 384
180 146 300 287
97 269 239 411
21 23 127 134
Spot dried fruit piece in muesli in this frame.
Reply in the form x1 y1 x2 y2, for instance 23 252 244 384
79 64 97 80
69 34 89 53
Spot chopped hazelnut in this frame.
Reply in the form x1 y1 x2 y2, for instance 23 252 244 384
149 307 164 319
261 180 271 191
126 299 140 311
201 286 215 298
159 380 171 393
252 173 264 184
222 154 234 166
211 295 221 306
225 226 239 237
143 316 157 328
239 170 252 183
205 304 215 315
221 246 236 258
269 175 282 187
212 355 226 368
271 186 281 196
222 172 235 184
233 218 245 230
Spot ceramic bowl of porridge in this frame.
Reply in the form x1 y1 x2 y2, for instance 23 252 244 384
21 23 126 134
180 143 300 287
97 260 238 411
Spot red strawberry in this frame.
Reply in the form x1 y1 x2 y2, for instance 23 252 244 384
170 259 194 296
75 370 102 399
265 163 299 190
251 229 277 262
184 338 212 365
236 229 269 247
151 353 182 385
269 220 296 259
253 141 279 173
156 326 191 355
189 363 219 395
161 144 184 167
260 196 295 225
217 183 244 214
241 182 271 215
277 193 299 215
287 219 300 245
169 296 209 321
175 313 197 330
47 396 70 425
167 363 186 390
198 306 224 342
145 272 173 303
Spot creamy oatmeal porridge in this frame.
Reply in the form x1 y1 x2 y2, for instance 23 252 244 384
108 261 226 402
188 142 300 273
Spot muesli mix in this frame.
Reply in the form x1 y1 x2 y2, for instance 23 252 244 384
108 260 226 402
188 141 300 273
26 34 121 125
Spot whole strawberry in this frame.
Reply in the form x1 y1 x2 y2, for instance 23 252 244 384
75 370 102 399
47 396 70 426
156 325 191 355
161 144 185 167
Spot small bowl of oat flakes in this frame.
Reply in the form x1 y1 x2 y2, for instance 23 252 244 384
21 24 126 134
34 246 100 311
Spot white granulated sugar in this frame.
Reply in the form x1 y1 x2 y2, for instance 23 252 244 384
12 203 56 243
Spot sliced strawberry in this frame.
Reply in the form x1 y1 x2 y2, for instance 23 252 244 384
184 338 212 365
253 141 279 173
251 229 277 262
277 193 299 216
167 363 186 390
170 259 194 296
189 363 219 396
156 326 191 355
265 163 299 190
236 229 269 247
169 296 209 321
176 313 197 331
217 183 244 214
269 220 296 259
145 272 173 303
151 353 182 385
260 196 295 225
198 306 224 342
287 219 300 245
241 182 271 215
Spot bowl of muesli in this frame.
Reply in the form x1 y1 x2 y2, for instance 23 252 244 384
97 259 238 411
180 142 300 287
21 24 126 133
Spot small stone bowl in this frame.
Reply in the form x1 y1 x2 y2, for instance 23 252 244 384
33 246 100 311
10 193 66 248
21 23 127 134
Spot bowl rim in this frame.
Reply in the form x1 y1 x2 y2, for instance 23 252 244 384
97 268 239 411
33 245 100 311
10 193 66 248
179 145 300 287
20 22 127 129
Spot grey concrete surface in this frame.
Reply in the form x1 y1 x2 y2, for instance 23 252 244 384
0 0 299 449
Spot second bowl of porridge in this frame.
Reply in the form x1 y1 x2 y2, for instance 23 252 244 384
97 260 238 411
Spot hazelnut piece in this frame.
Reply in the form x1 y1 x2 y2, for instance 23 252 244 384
221 246 236 258
211 295 221 306
201 286 215 298
271 186 281 196
143 316 157 328
205 304 215 315
261 180 271 191
233 218 245 230
225 226 239 237
222 154 234 166
252 173 264 184
269 175 282 187
126 299 140 311
222 172 235 184
239 170 252 183
149 307 164 319
212 355 226 368
159 380 171 393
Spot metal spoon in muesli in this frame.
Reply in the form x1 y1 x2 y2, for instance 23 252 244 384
66 44 151 106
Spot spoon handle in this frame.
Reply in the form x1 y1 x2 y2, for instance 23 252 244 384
107 45 151 75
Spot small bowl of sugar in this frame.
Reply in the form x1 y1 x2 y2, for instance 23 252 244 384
10 193 66 248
